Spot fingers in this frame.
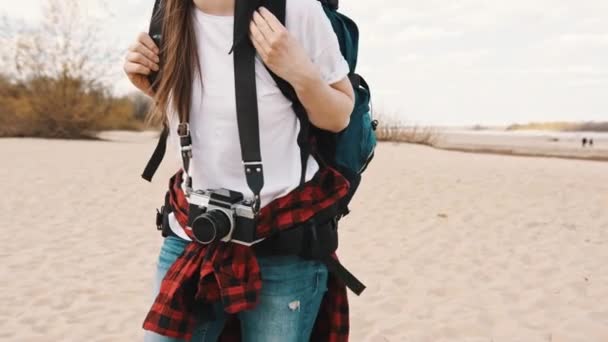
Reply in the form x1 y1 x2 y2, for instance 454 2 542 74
137 32 159 54
124 61 151 76
252 10 275 41
251 34 268 61
129 42 159 64
126 51 159 72
251 7 290 61
250 22 270 57
124 32 160 77
257 7 285 33
123 33 158 94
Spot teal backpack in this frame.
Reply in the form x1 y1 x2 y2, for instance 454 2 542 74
265 0 378 217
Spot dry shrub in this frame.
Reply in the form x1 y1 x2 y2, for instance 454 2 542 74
0 0 144 139
0 76 17 134
20 76 113 138
373 113 439 146
129 92 154 123
0 74 145 138
95 96 144 131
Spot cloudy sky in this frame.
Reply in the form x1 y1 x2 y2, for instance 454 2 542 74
2 0 607 125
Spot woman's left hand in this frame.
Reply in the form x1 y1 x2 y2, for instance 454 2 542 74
249 7 315 86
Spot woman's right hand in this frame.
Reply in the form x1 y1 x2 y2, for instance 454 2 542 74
123 32 160 97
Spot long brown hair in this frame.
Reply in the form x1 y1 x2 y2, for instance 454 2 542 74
148 0 201 125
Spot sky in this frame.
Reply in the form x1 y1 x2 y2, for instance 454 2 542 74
1 0 607 126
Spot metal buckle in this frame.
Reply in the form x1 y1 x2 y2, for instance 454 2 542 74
177 123 190 137
252 194 261 216
156 206 164 231
243 160 262 165
243 161 262 174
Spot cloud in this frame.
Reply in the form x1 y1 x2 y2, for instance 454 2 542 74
558 33 608 46
395 26 462 42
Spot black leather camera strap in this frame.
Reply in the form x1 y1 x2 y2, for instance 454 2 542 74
233 0 265 212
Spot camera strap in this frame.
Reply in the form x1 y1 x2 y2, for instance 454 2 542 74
232 0 265 213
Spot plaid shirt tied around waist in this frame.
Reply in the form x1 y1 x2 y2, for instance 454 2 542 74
143 167 351 341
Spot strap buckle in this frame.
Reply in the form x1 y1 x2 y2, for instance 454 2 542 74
252 194 261 215
156 206 164 231
243 161 262 171
177 123 190 138
243 161 263 215
178 123 192 160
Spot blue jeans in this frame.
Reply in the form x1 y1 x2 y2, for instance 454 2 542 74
144 236 329 342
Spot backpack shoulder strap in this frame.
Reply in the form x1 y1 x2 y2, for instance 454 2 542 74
147 0 164 90
141 0 166 182
264 0 313 185
142 124 169 182
262 0 299 106
319 0 339 10
141 0 193 187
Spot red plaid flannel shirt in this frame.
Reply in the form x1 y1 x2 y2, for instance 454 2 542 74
143 167 351 341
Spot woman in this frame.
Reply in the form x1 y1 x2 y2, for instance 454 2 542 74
124 0 354 341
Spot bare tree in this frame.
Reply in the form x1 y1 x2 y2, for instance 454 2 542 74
14 0 117 84
373 110 440 146
5 0 122 138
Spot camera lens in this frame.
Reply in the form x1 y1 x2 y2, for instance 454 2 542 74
192 209 231 244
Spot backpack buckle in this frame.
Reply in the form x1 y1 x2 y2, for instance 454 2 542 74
156 206 165 231
371 119 379 130
178 123 192 160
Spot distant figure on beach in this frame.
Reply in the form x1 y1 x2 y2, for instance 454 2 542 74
582 138 587 147
589 138 594 147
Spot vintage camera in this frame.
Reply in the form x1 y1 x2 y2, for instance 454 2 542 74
187 188 258 245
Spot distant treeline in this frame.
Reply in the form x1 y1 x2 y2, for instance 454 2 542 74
506 122 608 132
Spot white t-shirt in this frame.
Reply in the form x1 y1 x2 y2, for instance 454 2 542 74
167 0 349 240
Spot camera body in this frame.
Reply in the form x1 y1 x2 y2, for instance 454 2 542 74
187 188 259 246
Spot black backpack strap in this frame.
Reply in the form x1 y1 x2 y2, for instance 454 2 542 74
141 0 194 188
142 123 169 182
319 0 339 10
262 0 311 186
141 0 166 182
322 255 366 295
233 0 265 212
147 0 164 89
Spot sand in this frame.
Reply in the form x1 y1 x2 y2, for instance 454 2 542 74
1 131 607 341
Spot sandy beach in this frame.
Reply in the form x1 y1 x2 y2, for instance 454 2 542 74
1 131 607 341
